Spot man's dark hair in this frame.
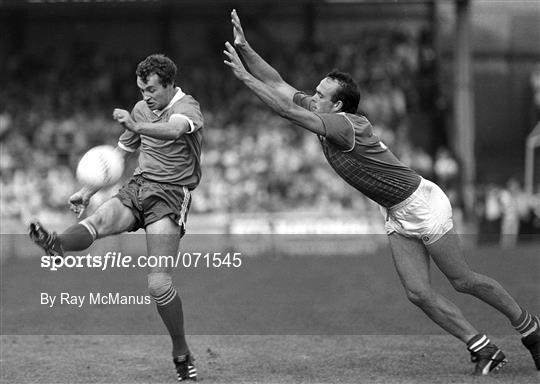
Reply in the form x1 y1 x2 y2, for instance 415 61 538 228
326 69 361 114
136 54 177 87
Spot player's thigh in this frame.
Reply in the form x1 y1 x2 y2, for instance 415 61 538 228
388 232 432 292
426 228 474 281
145 216 182 274
83 197 136 238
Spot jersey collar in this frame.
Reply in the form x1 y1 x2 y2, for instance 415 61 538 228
152 87 186 116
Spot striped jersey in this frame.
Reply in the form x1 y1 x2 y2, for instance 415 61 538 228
293 92 421 208
118 88 203 190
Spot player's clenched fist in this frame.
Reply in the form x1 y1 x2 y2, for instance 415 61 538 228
68 188 93 218
113 108 136 131
113 108 130 123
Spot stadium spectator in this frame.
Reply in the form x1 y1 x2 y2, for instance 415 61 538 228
434 147 459 191
499 179 522 248
530 64 540 121
483 184 504 242
531 183 540 234
409 146 434 179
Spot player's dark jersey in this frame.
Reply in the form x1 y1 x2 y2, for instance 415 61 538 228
118 88 203 190
293 92 421 208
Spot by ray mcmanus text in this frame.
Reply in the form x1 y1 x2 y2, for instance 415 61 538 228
41 292 152 308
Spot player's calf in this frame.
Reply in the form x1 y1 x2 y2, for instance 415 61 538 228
467 334 507 375
148 272 193 380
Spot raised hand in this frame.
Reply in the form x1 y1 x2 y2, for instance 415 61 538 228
231 9 247 48
223 42 249 80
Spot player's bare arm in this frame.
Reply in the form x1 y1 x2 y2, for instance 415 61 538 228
224 42 325 136
112 108 190 140
231 9 297 99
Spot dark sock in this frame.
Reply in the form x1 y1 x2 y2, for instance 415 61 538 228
153 286 189 357
58 223 96 251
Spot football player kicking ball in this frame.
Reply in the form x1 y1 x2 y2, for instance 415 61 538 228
224 9 539 375
29 54 202 381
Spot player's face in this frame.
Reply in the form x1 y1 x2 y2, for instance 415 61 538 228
312 77 342 113
137 74 175 111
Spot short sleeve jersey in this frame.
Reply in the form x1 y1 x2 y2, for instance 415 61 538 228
293 92 421 208
118 88 203 190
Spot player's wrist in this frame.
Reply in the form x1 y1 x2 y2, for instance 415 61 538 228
125 120 138 132
80 186 99 196
239 70 253 83
235 40 249 51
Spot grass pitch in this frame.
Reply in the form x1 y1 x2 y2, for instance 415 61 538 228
1 239 539 383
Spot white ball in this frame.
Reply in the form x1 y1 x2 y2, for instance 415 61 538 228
76 145 124 188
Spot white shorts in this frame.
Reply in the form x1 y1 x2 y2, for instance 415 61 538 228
379 178 454 245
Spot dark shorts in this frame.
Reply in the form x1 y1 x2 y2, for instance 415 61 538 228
114 175 192 235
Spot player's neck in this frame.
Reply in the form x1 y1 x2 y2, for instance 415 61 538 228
158 88 178 112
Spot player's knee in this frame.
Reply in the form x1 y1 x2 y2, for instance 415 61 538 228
405 288 433 307
85 213 106 236
87 200 133 236
147 272 172 298
450 274 477 294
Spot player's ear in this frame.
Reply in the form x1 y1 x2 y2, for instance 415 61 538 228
332 100 343 113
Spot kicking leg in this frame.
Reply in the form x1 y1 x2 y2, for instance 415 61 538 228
145 216 197 381
29 197 136 255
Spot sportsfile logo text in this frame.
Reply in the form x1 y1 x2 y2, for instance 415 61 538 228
41 251 243 271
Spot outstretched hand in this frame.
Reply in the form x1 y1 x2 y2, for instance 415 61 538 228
231 9 247 48
224 41 249 81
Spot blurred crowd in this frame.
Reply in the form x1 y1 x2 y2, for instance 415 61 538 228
475 180 540 246
1 28 539 239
